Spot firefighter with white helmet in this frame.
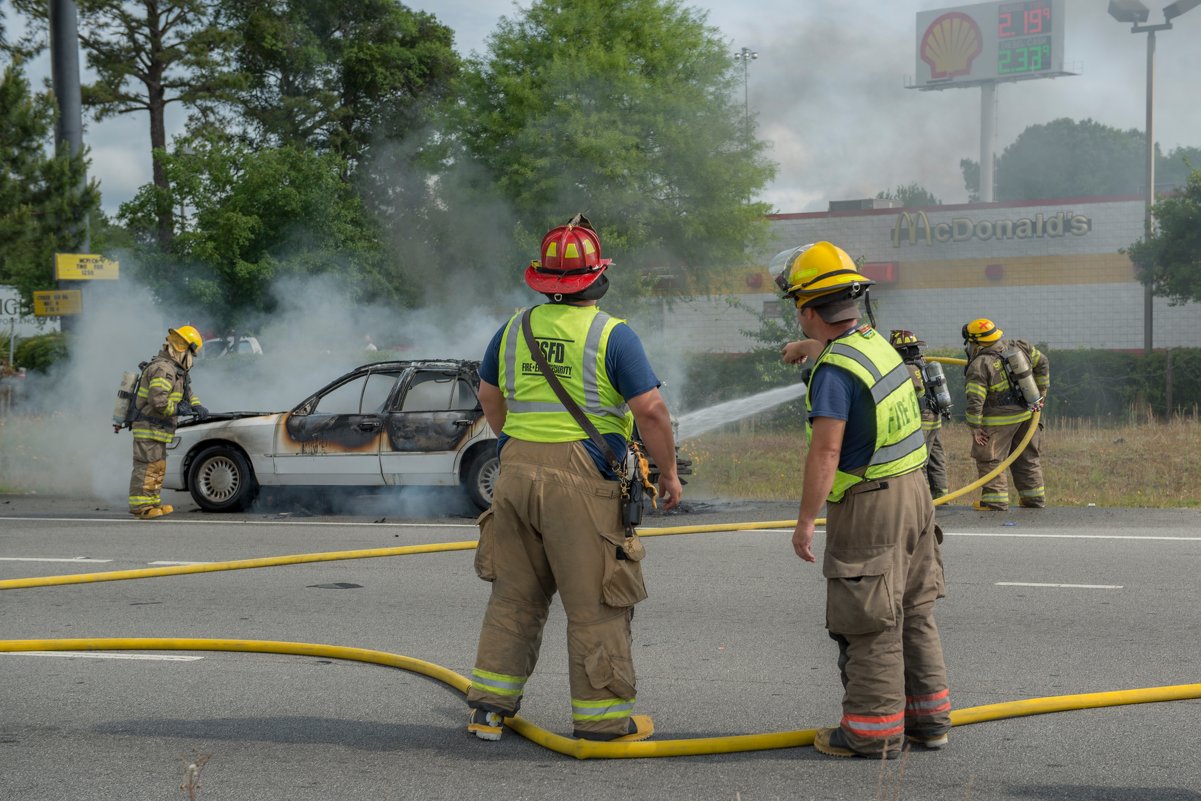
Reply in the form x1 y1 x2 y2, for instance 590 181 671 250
775 241 950 759
962 318 1050 511
464 214 681 743
889 330 950 499
127 325 207 518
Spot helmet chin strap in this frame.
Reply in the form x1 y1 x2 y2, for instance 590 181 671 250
544 274 609 304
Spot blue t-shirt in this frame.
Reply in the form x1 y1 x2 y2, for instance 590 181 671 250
807 349 877 472
479 309 660 478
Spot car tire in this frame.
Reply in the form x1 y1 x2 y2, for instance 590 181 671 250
464 450 499 512
188 445 259 512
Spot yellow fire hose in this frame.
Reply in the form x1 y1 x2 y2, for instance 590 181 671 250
2 636 1197 759
6 371 1173 759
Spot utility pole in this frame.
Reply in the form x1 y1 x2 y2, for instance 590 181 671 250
49 0 87 335
733 46 758 141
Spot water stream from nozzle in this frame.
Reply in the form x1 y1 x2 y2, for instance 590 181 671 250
676 382 806 442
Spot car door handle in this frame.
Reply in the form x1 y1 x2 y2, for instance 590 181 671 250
356 421 382 432
453 419 472 427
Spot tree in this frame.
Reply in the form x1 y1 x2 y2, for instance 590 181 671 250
211 0 458 171
10 0 237 247
1126 168 1201 306
117 129 393 326
453 0 775 290
0 63 100 308
961 118 1201 202
876 183 941 207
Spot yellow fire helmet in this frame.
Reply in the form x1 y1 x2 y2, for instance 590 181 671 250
771 241 874 308
962 318 1003 344
167 325 205 354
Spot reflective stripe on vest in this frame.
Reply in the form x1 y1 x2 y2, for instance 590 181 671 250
498 305 633 442
806 326 928 503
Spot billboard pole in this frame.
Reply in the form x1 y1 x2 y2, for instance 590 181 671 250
979 81 996 202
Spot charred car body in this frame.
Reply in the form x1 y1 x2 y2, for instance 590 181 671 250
165 358 691 514
165 360 499 512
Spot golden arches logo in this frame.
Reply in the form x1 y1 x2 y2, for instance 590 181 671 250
921 12 982 79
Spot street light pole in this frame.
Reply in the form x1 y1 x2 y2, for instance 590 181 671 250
732 46 757 141
1108 0 1201 355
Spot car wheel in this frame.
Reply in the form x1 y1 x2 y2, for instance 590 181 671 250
464 450 499 511
188 445 258 512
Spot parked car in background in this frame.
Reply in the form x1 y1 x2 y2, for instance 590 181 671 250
200 335 263 358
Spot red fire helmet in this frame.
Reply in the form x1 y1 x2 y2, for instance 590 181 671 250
524 221 611 295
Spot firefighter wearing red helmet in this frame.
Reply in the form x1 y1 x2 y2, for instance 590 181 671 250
464 214 681 743
962 318 1050 511
128 326 207 518
775 242 950 760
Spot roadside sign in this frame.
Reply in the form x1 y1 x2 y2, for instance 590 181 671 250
33 290 83 316
54 253 119 280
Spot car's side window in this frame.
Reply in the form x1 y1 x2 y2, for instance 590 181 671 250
313 375 369 415
361 372 399 413
451 379 478 411
400 373 456 412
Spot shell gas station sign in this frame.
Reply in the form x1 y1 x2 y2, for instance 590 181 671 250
914 0 1069 88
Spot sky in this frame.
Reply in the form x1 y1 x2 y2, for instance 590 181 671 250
7 0 1201 215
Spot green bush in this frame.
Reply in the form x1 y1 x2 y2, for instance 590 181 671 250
14 332 68 373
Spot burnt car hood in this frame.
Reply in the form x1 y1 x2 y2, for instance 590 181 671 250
176 411 277 427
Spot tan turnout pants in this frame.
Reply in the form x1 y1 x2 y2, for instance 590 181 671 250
824 468 951 756
128 438 167 512
923 427 947 497
971 417 1044 509
468 439 648 738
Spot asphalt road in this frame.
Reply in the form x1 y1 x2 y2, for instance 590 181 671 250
2 491 1200 801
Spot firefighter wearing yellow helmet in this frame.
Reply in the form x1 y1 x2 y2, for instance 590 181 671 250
962 318 1050 511
889 330 950 498
127 325 207 518
775 242 950 759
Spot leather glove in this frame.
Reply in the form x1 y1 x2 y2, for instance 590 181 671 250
193 404 210 421
176 401 193 416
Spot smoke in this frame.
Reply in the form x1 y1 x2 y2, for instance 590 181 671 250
0 255 525 512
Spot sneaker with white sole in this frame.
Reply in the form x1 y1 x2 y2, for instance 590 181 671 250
467 708 505 741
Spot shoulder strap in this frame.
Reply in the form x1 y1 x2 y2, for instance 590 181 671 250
520 308 625 478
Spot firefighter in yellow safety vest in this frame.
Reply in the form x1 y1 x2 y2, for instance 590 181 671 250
889 330 950 499
962 318 1050 511
776 241 951 760
465 214 681 744
128 326 207 518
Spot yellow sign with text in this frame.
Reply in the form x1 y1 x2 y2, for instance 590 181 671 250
54 253 119 280
33 290 83 316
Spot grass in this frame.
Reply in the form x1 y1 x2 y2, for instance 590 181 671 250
681 413 1201 508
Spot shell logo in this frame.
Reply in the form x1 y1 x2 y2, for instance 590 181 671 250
921 12 982 79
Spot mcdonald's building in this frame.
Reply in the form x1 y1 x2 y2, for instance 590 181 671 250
662 195 1201 353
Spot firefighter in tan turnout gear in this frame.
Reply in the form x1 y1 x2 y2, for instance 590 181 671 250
776 242 951 759
465 214 682 743
889 330 951 498
128 326 207 518
962 318 1049 511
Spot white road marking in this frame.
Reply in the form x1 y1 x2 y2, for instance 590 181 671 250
996 582 1123 589
947 532 1201 542
0 557 113 563
2 652 204 661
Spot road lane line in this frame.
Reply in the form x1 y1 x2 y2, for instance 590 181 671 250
0 516 477 529
996 582 1123 589
2 652 203 661
0 557 113 563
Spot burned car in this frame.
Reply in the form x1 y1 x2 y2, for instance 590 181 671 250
164 360 499 512
165 358 691 514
